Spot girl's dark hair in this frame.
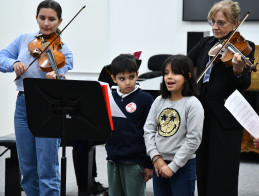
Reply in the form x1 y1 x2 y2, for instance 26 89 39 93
37 0 62 19
160 54 199 99
36 0 62 34
111 54 138 77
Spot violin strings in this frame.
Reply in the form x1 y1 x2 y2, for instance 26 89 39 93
46 49 60 79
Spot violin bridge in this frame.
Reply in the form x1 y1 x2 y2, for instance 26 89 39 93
42 42 50 50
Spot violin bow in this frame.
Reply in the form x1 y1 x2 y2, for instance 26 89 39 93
14 5 86 81
196 10 251 83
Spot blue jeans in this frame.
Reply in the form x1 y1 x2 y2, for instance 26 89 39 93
153 158 196 196
14 93 61 196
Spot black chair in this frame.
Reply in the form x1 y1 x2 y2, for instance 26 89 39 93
138 54 171 80
0 133 21 196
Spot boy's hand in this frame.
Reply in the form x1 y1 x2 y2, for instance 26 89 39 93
143 168 153 182
153 157 166 177
159 165 174 178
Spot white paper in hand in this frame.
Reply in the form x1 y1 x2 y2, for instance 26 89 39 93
224 90 259 138
99 82 126 118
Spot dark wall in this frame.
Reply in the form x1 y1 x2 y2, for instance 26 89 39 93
183 0 259 21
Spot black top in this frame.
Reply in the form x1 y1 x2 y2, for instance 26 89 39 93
106 88 154 169
188 35 255 129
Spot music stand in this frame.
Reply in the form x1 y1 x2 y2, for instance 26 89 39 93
23 78 111 196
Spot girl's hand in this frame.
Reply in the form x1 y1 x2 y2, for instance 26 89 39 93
159 165 174 178
153 157 166 177
46 71 56 79
46 71 64 79
253 138 259 148
143 168 153 182
13 62 27 76
232 53 246 75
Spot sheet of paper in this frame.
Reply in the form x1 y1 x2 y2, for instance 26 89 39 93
224 90 259 138
99 82 126 118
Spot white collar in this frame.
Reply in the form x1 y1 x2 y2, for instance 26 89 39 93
117 85 139 98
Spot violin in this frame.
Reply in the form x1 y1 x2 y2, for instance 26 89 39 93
197 11 258 83
208 31 257 71
28 33 66 79
14 5 86 81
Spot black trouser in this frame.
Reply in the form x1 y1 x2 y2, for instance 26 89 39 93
72 140 97 192
197 84 243 196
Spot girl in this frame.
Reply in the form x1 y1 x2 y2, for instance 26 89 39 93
0 0 73 195
144 54 204 196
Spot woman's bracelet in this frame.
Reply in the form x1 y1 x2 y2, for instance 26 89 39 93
152 155 161 164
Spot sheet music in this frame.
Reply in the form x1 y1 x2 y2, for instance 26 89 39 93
224 90 259 138
99 82 126 118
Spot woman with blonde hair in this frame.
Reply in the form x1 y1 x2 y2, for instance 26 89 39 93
188 0 255 195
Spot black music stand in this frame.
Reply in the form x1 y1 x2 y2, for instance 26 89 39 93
23 78 111 196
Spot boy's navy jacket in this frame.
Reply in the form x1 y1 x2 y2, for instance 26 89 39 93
106 88 154 169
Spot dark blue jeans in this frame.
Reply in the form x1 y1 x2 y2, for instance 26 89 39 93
153 158 196 196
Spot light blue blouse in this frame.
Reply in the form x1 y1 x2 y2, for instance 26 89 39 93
0 32 73 91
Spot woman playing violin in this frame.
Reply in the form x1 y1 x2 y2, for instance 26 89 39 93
187 0 255 196
0 0 73 195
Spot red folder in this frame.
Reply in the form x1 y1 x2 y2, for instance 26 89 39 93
101 84 114 130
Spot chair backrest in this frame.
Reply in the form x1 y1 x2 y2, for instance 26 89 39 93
148 54 171 71
98 59 142 88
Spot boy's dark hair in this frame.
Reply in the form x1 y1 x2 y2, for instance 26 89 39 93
111 54 138 77
160 54 199 99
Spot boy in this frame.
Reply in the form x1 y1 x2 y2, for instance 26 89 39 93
105 54 154 196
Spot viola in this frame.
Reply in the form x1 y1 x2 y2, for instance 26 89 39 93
14 5 86 81
28 33 66 79
196 11 258 83
208 32 257 71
